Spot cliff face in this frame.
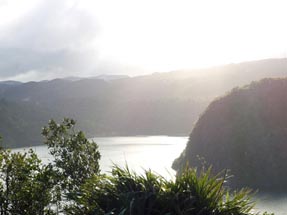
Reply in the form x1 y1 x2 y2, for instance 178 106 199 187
173 78 287 191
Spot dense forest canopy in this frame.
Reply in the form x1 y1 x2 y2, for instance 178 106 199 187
173 78 287 192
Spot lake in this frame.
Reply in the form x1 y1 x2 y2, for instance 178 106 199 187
14 136 188 179
13 135 284 214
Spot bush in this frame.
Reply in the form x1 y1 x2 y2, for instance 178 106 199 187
0 149 54 214
78 165 271 215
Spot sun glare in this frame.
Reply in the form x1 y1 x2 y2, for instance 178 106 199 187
1 0 287 77
77 0 287 73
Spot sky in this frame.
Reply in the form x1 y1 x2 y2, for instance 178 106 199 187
0 0 287 81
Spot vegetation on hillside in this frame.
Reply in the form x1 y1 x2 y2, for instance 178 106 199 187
0 99 60 147
2 58 287 148
173 78 287 192
0 119 272 214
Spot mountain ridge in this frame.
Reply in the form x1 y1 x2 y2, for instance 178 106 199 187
1 58 287 148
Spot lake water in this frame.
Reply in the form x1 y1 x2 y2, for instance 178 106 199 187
13 136 285 214
14 136 188 179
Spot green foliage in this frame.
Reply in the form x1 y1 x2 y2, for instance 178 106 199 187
42 118 101 212
0 149 54 214
42 118 100 189
77 165 269 215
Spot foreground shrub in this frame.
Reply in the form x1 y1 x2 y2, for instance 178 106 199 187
78 165 271 215
0 149 54 214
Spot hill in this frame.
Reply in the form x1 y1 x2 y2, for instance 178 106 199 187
2 58 287 147
173 78 287 191
0 99 61 147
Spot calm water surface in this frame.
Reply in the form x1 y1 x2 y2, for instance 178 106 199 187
14 136 188 178
13 136 285 214
94 136 188 178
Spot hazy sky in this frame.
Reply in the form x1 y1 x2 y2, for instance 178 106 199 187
0 0 287 81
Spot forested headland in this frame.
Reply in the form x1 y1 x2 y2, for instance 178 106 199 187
173 78 287 192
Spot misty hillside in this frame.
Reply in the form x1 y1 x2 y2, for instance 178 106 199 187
1 58 287 148
0 99 60 147
173 78 287 191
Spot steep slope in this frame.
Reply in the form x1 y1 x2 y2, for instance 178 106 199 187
173 78 287 191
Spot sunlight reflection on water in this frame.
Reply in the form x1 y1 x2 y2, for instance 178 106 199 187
253 194 287 215
14 136 188 179
94 136 188 179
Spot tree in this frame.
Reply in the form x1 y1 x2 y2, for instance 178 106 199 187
0 149 54 215
42 118 101 211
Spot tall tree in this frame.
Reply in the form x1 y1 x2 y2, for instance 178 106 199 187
42 118 101 211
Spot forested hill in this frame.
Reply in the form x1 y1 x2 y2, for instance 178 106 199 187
173 78 287 191
1 58 287 148
0 99 60 147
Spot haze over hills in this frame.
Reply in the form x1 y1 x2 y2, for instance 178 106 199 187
173 78 287 191
1 58 287 148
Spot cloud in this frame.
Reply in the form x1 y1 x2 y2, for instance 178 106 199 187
2 0 98 50
0 0 101 81
0 0 7 5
